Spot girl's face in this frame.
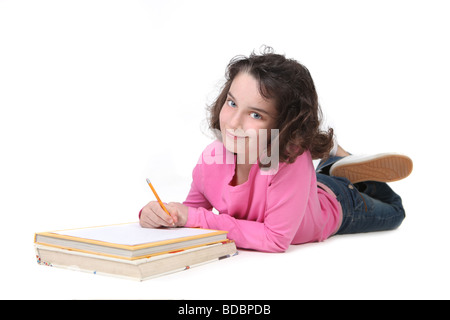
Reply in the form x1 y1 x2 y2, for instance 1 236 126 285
219 72 277 164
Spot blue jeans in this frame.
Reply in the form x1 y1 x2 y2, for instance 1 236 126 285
316 156 405 235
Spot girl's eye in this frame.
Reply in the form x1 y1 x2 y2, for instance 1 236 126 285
250 112 262 120
227 100 237 108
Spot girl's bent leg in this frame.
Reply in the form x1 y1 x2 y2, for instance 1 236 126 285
317 150 407 235
317 172 406 235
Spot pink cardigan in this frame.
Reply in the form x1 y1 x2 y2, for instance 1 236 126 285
183 141 342 253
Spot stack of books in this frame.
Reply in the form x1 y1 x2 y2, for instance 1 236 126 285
34 222 237 281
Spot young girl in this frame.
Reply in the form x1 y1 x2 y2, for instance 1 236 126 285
139 48 413 253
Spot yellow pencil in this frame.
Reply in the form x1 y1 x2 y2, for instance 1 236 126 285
146 178 172 219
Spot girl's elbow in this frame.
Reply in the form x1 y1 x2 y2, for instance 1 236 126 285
265 236 291 253
262 227 293 253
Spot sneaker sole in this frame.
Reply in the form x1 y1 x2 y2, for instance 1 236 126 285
330 154 413 184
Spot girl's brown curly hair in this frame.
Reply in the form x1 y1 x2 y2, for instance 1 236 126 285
208 47 334 165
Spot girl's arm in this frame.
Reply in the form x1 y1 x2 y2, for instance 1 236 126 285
183 163 312 253
183 171 213 211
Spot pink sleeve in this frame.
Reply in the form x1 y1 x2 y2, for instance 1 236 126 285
182 163 213 210
185 163 312 253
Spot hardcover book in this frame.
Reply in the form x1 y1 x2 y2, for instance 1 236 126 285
34 222 237 280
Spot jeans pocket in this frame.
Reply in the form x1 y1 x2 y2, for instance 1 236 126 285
348 184 367 212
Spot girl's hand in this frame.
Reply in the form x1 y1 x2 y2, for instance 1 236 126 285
139 201 188 228
166 202 189 227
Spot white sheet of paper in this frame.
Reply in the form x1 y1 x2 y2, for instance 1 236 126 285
52 223 216 246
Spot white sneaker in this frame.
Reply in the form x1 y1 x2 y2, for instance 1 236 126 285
329 153 413 183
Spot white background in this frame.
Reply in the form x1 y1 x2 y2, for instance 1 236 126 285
1 0 449 299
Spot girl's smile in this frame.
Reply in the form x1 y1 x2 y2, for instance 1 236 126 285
225 129 248 140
